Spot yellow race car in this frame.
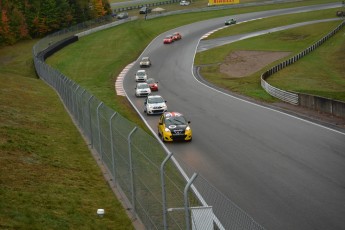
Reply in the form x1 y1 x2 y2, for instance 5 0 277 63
158 112 192 142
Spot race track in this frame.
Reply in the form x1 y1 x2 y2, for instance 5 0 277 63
123 3 345 229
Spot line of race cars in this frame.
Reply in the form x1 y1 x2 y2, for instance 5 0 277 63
134 41 192 142
133 19 236 141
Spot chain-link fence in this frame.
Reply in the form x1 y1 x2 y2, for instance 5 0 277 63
32 15 266 230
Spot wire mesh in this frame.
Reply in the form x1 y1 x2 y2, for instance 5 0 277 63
32 15 268 230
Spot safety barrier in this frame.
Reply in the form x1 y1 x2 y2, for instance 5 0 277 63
261 20 345 118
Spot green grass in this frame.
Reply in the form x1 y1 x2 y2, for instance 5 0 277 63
205 8 343 39
196 20 345 102
0 40 134 229
266 25 345 101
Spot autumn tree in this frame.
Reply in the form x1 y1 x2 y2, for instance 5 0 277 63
0 0 111 46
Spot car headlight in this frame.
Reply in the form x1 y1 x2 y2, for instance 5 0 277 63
186 126 191 131
164 128 171 132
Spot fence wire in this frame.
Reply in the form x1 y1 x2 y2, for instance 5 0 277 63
32 15 267 230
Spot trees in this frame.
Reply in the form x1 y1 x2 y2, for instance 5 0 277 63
0 0 29 45
0 0 111 46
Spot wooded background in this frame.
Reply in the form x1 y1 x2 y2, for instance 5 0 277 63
0 0 111 46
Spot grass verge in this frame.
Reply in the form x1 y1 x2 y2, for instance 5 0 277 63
266 24 345 101
0 40 134 229
196 20 345 102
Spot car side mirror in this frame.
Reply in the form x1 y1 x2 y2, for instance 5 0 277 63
188 121 191 124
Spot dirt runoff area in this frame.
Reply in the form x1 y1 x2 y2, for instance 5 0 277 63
219 50 291 78
217 50 345 129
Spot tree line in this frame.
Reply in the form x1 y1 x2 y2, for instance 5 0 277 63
0 0 112 46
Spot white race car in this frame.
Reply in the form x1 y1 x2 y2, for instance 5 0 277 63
135 82 151 97
139 57 151 68
135 69 147 82
180 0 190 5
144 95 167 115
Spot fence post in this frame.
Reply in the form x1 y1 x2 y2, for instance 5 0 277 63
109 112 118 182
128 127 138 214
77 89 85 125
184 173 198 230
88 95 94 147
62 76 68 102
161 152 173 230
96 102 104 160
72 84 79 116
67 81 74 110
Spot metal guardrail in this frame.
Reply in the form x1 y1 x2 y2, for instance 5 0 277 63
261 20 345 107
261 78 298 105
32 14 267 230
143 0 302 20
114 0 179 12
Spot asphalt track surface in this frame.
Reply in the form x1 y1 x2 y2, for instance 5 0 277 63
123 3 345 230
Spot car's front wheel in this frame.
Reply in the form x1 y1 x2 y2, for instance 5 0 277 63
158 129 165 142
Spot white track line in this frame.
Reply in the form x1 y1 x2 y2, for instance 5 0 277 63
201 18 262 40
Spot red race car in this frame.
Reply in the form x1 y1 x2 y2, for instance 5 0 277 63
172 32 182 41
163 35 174 44
146 78 158 91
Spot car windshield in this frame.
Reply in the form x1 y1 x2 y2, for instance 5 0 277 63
142 57 149 61
137 84 149 89
166 36 172 39
148 97 164 104
165 116 187 126
137 71 146 76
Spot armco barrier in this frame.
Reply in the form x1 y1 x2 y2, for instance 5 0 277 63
114 0 179 12
33 15 266 230
112 0 302 20
261 20 345 118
